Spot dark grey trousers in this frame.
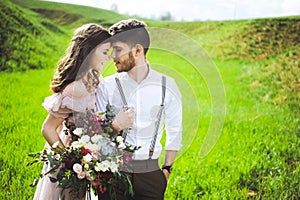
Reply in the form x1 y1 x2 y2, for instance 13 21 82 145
98 159 168 200
116 169 168 200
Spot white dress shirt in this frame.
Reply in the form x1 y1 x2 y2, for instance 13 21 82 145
96 66 182 160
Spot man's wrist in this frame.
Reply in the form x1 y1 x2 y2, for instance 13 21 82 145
111 121 121 132
162 164 173 174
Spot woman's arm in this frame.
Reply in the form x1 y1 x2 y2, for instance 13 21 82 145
41 114 65 147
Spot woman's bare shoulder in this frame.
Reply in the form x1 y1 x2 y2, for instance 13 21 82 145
64 80 88 97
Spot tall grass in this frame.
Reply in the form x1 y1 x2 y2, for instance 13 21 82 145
164 60 299 199
0 69 53 199
0 59 298 199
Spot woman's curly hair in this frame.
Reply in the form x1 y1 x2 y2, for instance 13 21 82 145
51 23 110 93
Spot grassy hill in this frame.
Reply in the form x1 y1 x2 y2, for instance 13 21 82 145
1 0 126 72
0 0 66 72
1 0 299 199
151 17 300 112
2 0 299 109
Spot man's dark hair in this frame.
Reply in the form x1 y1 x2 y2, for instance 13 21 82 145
109 19 150 55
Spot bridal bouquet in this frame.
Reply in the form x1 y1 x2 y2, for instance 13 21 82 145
28 104 139 199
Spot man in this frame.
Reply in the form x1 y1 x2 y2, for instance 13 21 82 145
96 19 182 199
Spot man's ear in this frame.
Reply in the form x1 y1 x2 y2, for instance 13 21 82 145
133 44 144 56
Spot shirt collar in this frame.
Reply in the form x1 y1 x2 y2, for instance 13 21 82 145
142 62 154 80
123 61 154 83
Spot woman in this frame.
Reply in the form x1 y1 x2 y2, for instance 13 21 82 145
33 23 134 200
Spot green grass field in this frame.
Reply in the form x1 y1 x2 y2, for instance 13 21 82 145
0 0 299 199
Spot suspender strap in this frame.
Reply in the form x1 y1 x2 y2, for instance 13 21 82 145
161 75 166 106
115 75 129 138
115 75 167 159
115 75 128 106
149 76 166 159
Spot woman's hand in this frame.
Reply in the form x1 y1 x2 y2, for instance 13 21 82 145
112 107 135 131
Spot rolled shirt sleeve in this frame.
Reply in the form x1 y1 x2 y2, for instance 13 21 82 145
164 77 182 151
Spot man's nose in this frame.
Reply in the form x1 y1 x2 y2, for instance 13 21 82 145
105 54 110 61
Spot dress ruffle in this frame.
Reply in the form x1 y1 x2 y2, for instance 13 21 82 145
42 81 96 118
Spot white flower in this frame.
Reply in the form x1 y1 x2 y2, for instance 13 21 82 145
100 144 115 156
71 141 83 148
95 160 110 172
108 161 119 173
77 171 86 179
94 163 101 172
86 170 95 181
94 160 119 172
83 153 93 162
84 164 89 170
116 136 124 143
73 163 83 174
85 142 99 152
80 135 90 144
91 135 103 143
73 128 84 137
118 142 126 149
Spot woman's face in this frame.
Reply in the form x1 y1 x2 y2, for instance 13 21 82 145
89 42 111 72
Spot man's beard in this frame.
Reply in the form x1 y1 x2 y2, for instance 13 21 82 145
116 52 136 73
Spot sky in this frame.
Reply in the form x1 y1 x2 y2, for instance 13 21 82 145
47 0 300 21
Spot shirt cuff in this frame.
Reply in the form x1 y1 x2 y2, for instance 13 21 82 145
165 143 182 151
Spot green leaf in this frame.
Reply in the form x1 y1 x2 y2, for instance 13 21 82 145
47 154 54 166
26 159 39 166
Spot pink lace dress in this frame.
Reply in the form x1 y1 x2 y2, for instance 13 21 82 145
33 81 96 200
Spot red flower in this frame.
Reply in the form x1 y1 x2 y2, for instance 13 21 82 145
97 171 112 180
81 148 89 155
98 185 107 193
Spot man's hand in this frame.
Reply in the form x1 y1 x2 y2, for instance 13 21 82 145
112 107 134 131
162 169 170 181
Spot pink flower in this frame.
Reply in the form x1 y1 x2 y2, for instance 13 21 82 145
123 154 132 163
91 152 99 160
54 154 60 160
77 171 86 179
73 163 83 174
